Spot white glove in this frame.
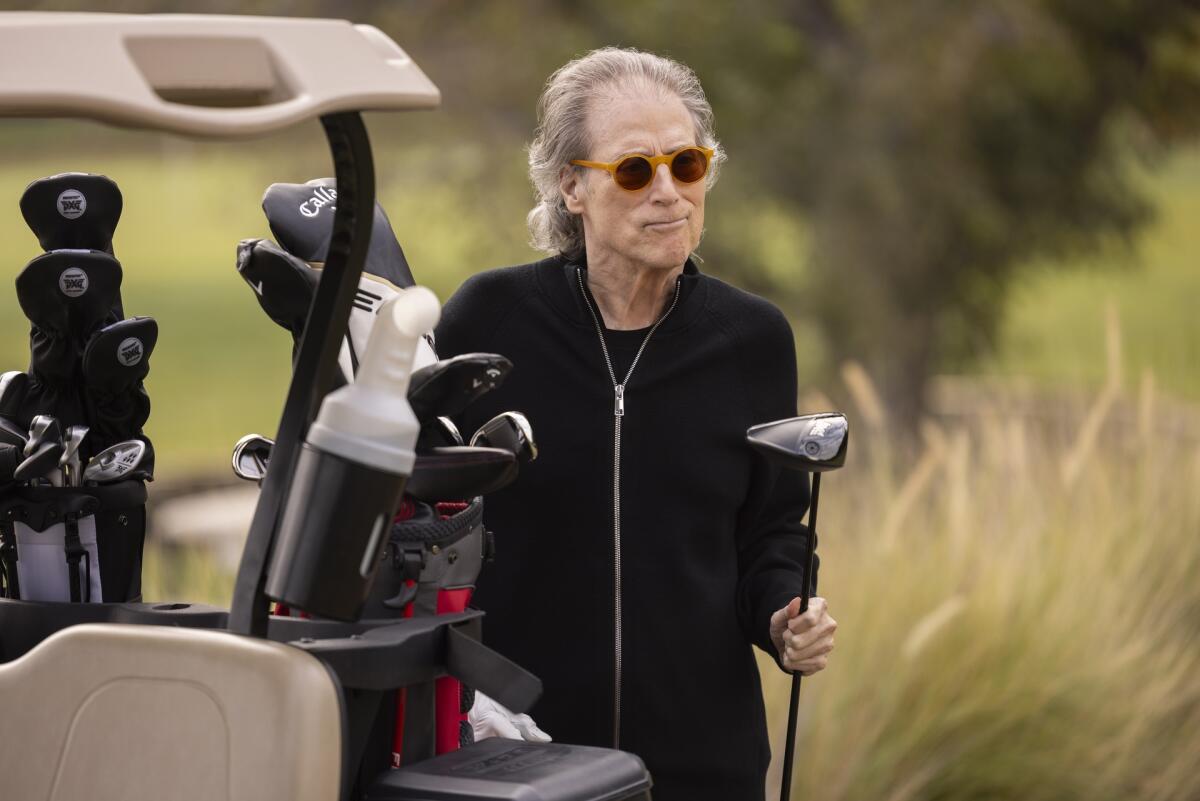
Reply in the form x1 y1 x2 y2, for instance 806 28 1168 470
468 691 552 742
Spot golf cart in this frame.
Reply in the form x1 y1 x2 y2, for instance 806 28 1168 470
0 13 651 801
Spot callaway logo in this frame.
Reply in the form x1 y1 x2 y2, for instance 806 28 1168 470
58 267 89 297
299 185 337 218
56 189 86 220
117 337 144 367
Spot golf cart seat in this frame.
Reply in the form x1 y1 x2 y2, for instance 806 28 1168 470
0 623 341 801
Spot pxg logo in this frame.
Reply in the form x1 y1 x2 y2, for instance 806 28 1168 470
58 267 89 297
117 337 144 368
57 189 87 220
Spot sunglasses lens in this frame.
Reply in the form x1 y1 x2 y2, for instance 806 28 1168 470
671 148 709 183
614 156 653 190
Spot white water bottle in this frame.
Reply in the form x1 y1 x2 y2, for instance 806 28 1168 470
266 286 440 621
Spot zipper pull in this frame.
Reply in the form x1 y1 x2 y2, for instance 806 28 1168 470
614 384 625 417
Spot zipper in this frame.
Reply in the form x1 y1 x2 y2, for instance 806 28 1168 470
576 266 682 748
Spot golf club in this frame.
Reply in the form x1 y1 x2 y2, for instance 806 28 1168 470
60 425 88 487
15 439 65 485
24 414 61 458
746 412 848 801
416 415 464 451
0 416 27 450
232 433 274 483
82 439 147 485
470 411 538 463
0 442 19 484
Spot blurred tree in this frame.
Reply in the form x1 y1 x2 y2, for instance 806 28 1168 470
13 0 1200 430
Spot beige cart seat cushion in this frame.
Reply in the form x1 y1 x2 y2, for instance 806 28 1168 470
0 623 342 801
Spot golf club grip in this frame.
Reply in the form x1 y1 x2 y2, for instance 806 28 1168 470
782 471 820 801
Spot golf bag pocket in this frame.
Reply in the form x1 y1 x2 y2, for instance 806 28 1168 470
13 515 101 602
0 481 146 603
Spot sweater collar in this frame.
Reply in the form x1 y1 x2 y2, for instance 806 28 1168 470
536 252 706 334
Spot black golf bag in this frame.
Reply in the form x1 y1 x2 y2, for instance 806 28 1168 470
0 173 154 603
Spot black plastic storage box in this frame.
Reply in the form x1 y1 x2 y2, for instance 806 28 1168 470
366 739 652 801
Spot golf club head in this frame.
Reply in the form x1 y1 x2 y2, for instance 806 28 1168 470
404 446 519 502
746 413 849 472
82 439 147 484
232 433 274 482
59 422 88 465
0 416 28 450
470 411 538 462
15 440 64 484
0 442 19 484
408 353 513 424
416 416 464 452
25 415 62 458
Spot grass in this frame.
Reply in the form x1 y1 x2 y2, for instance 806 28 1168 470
758 352 1200 800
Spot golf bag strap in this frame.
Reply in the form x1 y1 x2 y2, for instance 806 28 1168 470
63 516 84 603
445 625 541 714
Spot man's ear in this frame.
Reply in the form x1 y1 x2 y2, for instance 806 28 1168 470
560 166 586 215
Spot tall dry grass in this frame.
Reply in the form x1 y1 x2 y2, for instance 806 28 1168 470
764 311 1200 800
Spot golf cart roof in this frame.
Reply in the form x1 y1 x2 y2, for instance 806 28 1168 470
0 12 440 138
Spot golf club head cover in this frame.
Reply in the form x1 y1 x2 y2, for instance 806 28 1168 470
262 177 416 290
20 173 123 255
15 250 123 426
82 317 158 449
237 238 436 385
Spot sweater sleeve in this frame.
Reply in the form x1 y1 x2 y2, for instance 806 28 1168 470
732 302 818 671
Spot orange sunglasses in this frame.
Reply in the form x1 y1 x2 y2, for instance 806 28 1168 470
571 145 715 191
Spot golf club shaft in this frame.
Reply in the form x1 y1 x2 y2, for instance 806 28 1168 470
780 471 820 801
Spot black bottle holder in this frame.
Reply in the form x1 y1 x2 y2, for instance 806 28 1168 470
0 480 147 603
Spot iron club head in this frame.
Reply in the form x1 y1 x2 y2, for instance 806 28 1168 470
231 433 274 483
470 411 538 463
82 439 147 485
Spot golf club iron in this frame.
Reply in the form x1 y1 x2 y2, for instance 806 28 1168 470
60 425 88 487
745 412 848 801
15 439 65 485
470 411 538 463
232 433 274 483
82 439 147 485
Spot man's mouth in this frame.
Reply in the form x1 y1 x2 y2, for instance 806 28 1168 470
645 218 687 231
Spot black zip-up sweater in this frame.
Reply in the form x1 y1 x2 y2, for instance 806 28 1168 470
435 254 814 801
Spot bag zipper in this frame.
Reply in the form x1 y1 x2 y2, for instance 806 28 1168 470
576 266 682 748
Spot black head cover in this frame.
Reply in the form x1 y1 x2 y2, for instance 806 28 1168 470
83 317 158 390
236 238 319 334
20 173 123 254
16 250 122 338
0 372 28 421
0 442 18 483
262 178 416 290
746 413 849 472
408 353 514 424
404 446 519 502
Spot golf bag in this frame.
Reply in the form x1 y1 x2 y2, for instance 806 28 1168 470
0 173 153 603
244 179 485 764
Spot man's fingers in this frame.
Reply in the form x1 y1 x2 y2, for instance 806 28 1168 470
785 632 835 666
787 597 831 633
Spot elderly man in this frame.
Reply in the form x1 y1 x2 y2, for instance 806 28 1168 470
436 47 837 801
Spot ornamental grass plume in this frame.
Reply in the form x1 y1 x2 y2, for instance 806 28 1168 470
764 351 1200 801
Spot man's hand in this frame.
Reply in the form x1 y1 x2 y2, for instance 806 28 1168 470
769 596 836 675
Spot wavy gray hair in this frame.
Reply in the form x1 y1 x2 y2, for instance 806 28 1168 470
526 47 725 258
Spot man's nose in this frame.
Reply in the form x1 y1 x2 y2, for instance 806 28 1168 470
647 163 679 201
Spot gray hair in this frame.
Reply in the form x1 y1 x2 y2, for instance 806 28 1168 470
526 47 725 258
